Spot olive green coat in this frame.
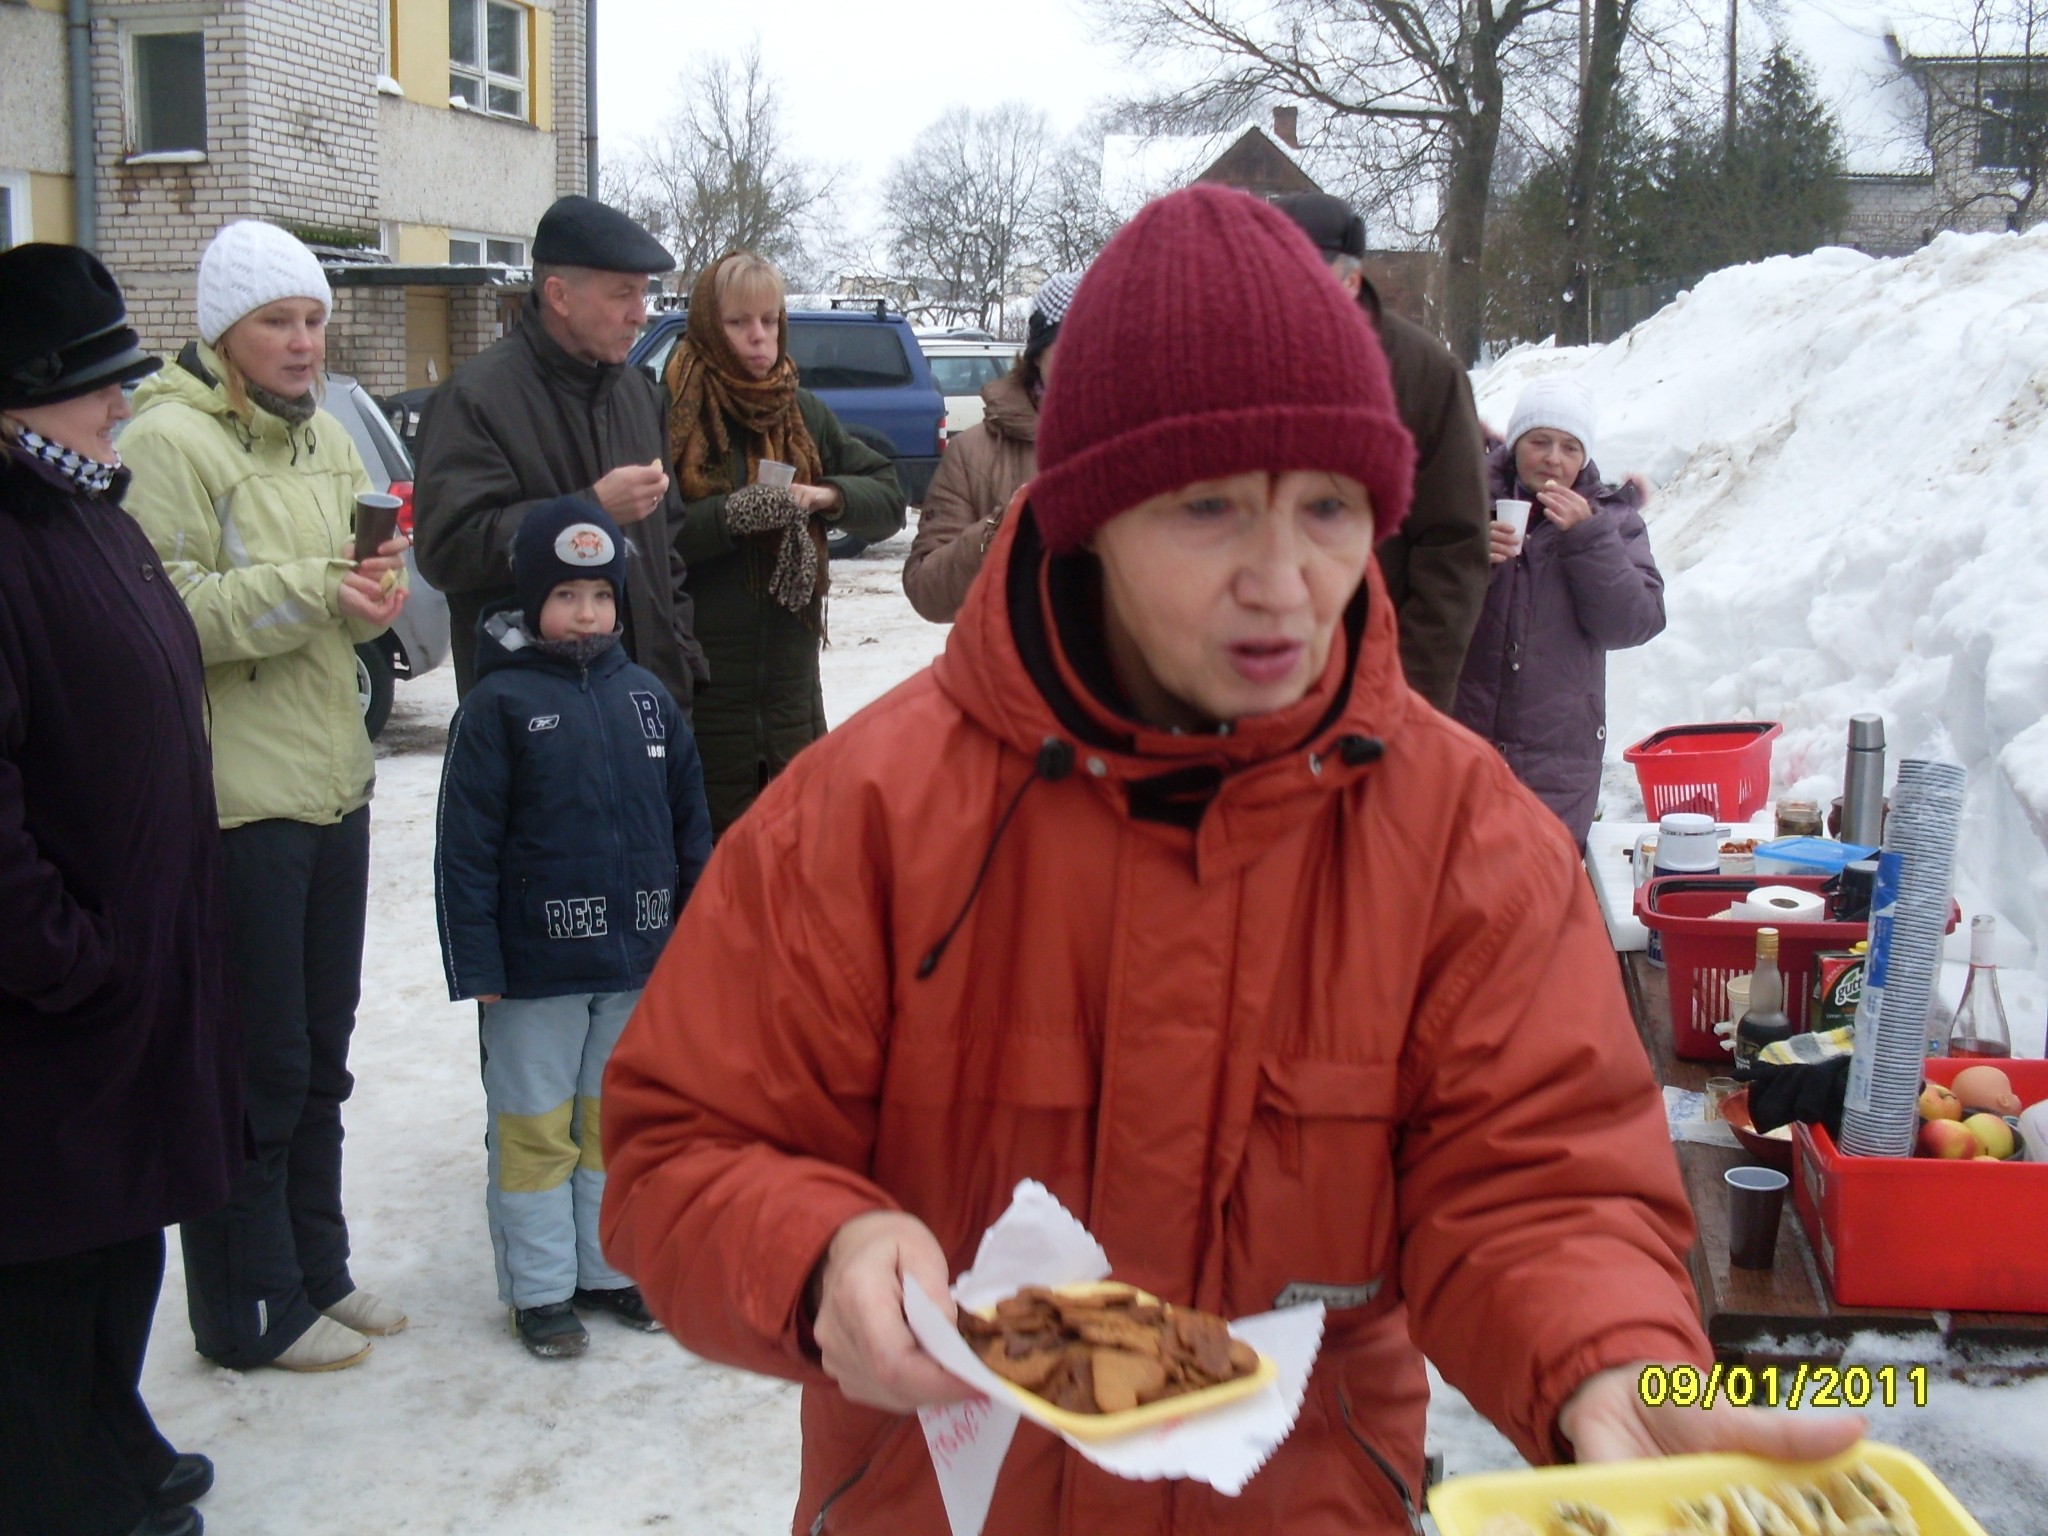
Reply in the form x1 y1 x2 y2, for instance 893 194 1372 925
121 345 395 829
673 390 903 833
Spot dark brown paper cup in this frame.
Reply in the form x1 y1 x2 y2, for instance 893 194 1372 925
1725 1165 1789 1269
353 492 403 564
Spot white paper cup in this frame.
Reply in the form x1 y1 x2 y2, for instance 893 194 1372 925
1494 499 1532 549
756 459 797 489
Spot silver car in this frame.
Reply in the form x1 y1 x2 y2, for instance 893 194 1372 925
325 374 451 737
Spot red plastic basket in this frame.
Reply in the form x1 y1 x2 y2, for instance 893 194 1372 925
1634 875 1864 1062
1623 720 1781 820
1793 1058 2048 1310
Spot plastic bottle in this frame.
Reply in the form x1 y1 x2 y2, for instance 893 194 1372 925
1946 914 2013 1059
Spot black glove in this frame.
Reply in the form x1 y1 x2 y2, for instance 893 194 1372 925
1746 1057 1852 1142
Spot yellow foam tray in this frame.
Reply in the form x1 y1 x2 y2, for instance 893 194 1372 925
971 1281 1278 1443
1428 1442 1986 1536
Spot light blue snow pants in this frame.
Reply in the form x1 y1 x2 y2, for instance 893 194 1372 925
481 990 637 1308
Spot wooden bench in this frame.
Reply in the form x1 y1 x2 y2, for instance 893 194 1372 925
1620 951 2048 1376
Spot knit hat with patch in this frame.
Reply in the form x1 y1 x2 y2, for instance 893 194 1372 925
1031 185 1413 553
197 221 333 346
513 496 627 633
1505 376 1597 461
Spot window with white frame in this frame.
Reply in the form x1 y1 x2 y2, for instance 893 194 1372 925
0 173 30 251
130 27 207 154
449 232 527 266
449 0 527 121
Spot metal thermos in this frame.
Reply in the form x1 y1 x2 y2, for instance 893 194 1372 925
1840 713 1887 849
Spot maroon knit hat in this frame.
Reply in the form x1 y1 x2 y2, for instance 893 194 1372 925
1032 184 1414 553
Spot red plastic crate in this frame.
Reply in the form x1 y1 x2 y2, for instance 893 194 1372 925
1634 875 1865 1062
1792 1059 2048 1311
1624 720 1781 821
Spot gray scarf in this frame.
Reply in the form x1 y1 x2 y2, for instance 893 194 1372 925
247 380 318 426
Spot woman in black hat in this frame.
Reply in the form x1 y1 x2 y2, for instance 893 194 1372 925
0 244 240 1536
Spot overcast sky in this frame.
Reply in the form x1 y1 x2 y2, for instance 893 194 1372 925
594 0 1130 226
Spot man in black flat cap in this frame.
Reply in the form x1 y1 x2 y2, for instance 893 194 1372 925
415 195 707 701
1273 193 1490 714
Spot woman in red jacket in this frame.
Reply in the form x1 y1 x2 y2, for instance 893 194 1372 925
602 188 1860 1536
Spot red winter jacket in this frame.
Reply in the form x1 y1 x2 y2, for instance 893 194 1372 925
603 503 1710 1535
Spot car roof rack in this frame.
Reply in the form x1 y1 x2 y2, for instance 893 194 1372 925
829 297 890 318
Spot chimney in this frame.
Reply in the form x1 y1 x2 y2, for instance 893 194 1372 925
1271 106 1300 149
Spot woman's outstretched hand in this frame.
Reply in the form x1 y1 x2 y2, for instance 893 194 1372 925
813 1210 975 1414
1559 1363 1866 1464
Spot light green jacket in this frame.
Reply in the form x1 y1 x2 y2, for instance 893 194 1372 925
121 345 395 828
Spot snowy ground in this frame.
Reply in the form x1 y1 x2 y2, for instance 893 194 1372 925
137 230 2048 1531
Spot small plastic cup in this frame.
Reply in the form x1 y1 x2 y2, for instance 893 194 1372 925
1493 498 1532 551
1724 976 1751 1028
756 459 797 489
1703 1077 1738 1121
1725 1165 1790 1269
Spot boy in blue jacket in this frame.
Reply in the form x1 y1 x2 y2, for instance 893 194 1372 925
435 496 712 1359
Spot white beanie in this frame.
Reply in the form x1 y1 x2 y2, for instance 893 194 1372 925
1505 376 1597 460
197 221 333 346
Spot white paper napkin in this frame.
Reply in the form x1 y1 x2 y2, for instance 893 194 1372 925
907 1180 1326 1536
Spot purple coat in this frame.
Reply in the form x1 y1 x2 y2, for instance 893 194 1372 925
0 442 241 1264
1451 444 1664 846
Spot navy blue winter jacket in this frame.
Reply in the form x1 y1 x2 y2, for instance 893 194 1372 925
435 610 713 1000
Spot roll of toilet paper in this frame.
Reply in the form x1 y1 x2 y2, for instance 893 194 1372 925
1729 886 1827 924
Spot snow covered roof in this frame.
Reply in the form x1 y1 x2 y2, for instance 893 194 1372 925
1768 0 1933 176
1888 3 2046 61
1099 122 1309 214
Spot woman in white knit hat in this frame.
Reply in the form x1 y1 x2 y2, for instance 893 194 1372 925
121 220 410 1373
1451 374 1665 851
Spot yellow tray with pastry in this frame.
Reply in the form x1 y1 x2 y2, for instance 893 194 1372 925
1427 1443 1984 1536
956 1281 1277 1442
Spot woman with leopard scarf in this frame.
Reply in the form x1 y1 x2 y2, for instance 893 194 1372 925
665 253 905 834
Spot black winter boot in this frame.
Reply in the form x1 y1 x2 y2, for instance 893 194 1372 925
513 1301 588 1358
151 1453 214 1510
574 1284 664 1333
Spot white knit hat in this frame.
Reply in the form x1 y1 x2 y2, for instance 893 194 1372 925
196 221 333 346
1505 375 1597 460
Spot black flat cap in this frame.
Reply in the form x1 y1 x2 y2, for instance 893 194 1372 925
1271 193 1366 260
531 195 675 273
0 244 160 411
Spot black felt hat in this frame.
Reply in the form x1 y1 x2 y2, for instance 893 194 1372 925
1271 193 1367 260
0 244 160 411
531 196 675 274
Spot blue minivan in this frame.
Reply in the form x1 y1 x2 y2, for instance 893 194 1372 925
630 299 944 557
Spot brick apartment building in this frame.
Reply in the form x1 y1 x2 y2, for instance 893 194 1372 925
0 0 591 397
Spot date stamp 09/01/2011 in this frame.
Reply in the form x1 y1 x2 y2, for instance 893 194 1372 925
1635 1363 1932 1411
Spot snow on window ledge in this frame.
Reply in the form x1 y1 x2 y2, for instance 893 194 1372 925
123 150 206 166
377 74 404 98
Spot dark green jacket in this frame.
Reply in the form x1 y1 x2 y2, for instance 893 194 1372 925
675 390 903 832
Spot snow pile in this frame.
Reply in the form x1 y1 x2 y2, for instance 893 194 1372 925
1476 228 2048 997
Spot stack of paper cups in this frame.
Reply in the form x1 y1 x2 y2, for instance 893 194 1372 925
1840 759 1967 1157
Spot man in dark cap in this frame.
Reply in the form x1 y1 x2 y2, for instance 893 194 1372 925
414 195 707 701
1274 193 1490 713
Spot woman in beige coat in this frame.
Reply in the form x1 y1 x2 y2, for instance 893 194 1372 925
902 271 1080 622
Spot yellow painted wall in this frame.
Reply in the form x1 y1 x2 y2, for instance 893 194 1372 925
30 173 75 245
530 5 552 132
25 0 63 13
395 223 452 265
392 0 450 107
404 287 452 388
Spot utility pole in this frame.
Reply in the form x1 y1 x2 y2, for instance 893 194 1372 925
1724 0 1739 158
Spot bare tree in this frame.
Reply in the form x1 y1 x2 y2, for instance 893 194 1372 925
883 104 1053 330
1031 126 1126 270
611 45 828 284
1092 0 1572 362
1555 0 1643 343
1919 0 2048 233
